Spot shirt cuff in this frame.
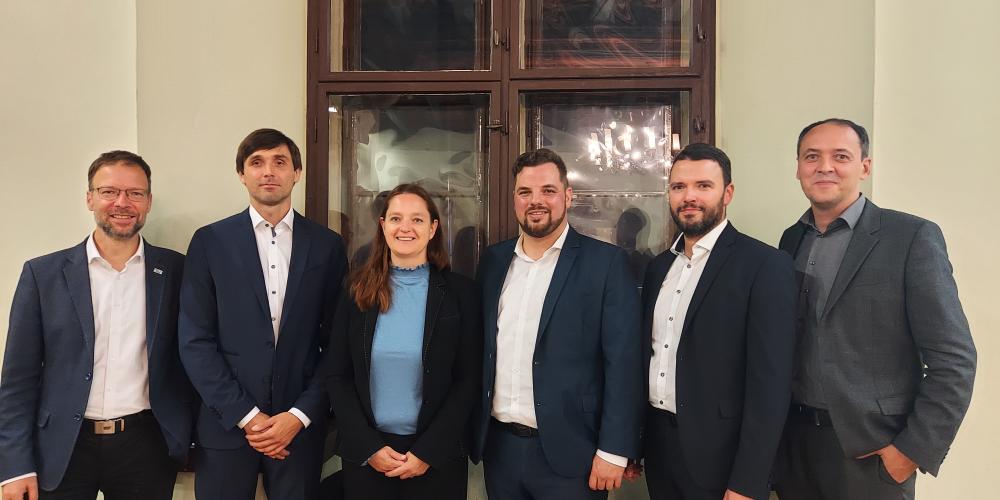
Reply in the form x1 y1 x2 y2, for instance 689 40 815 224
237 407 261 429
595 450 628 468
289 407 311 428
0 472 37 487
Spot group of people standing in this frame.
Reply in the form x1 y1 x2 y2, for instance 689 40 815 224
0 119 977 500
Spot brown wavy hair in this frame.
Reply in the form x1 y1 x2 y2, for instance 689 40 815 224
350 183 450 312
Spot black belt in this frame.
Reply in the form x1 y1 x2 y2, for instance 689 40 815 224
648 406 678 427
788 404 833 427
84 409 154 435
493 418 539 438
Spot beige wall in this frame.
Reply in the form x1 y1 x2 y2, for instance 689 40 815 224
1 1 996 499
872 1 999 496
0 0 138 355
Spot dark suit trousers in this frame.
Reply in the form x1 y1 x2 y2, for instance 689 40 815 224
193 424 324 500
774 415 915 500
643 406 726 500
40 411 177 500
340 432 467 500
483 419 606 500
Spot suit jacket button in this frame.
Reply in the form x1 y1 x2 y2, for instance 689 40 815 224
424 368 431 374
73 414 82 421
84 372 92 381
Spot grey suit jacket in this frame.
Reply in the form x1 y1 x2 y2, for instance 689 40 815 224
779 200 976 476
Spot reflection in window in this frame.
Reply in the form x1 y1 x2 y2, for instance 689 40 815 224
336 0 491 71
522 0 692 69
328 94 489 278
522 90 690 284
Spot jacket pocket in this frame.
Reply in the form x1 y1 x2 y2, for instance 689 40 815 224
876 395 912 416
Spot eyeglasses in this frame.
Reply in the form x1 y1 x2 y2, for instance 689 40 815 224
91 186 149 202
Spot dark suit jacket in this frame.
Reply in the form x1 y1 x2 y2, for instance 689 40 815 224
779 200 976 475
324 268 482 469
641 223 796 499
472 227 644 477
178 209 347 449
0 239 194 490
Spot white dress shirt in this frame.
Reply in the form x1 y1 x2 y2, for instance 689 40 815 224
85 234 150 420
239 206 310 429
649 220 729 413
493 225 626 467
1 235 153 487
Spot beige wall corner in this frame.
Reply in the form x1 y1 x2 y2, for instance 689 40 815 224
717 0 875 245
136 0 308 254
0 0 138 352
873 1 1000 497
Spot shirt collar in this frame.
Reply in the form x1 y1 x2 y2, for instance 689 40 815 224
670 219 729 257
514 223 570 262
799 194 867 231
249 205 295 232
86 232 145 265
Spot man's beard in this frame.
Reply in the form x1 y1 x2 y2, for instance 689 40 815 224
519 207 566 238
670 196 725 238
97 214 144 241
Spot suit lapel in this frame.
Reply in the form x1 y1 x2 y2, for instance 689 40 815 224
483 240 516 356
780 220 807 257
823 201 881 318
422 269 446 366
144 244 166 355
535 228 580 347
235 210 270 318
280 212 311 334
681 224 737 336
64 242 96 352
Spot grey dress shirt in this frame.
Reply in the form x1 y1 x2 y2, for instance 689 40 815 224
791 195 867 408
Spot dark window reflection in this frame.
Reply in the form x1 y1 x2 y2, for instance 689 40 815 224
345 0 490 71
524 0 690 69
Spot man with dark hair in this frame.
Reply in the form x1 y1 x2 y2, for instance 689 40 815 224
472 148 644 499
179 129 347 499
639 143 796 500
773 119 977 499
0 151 195 500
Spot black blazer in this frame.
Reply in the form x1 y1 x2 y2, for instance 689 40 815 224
324 267 483 469
641 223 796 500
0 240 195 490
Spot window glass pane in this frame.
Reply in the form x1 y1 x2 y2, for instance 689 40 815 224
520 90 691 285
521 0 692 69
328 94 489 278
332 0 492 72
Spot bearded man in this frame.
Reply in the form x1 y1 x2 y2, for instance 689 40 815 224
471 148 644 500
638 143 797 500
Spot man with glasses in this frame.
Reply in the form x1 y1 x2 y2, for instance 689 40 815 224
0 151 195 500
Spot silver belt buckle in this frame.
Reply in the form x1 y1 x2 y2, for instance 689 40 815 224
94 418 124 435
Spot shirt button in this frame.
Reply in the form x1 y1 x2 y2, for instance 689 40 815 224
664 344 669 348
668 317 673 321
271 265 276 269
271 317 276 322
686 264 691 268
675 290 681 294
659 400 664 405
659 372 665 377
271 241 275 244
271 290 276 294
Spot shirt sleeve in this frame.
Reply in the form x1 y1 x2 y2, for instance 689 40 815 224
237 407 261 429
596 449 628 468
289 407 312 428
0 472 37 487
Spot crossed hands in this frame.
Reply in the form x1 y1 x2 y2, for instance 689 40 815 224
244 411 304 460
369 446 430 479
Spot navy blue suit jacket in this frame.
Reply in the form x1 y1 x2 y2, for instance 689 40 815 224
178 209 346 449
472 227 644 477
0 239 194 490
641 223 796 499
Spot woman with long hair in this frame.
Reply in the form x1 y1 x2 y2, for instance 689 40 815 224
324 183 482 500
